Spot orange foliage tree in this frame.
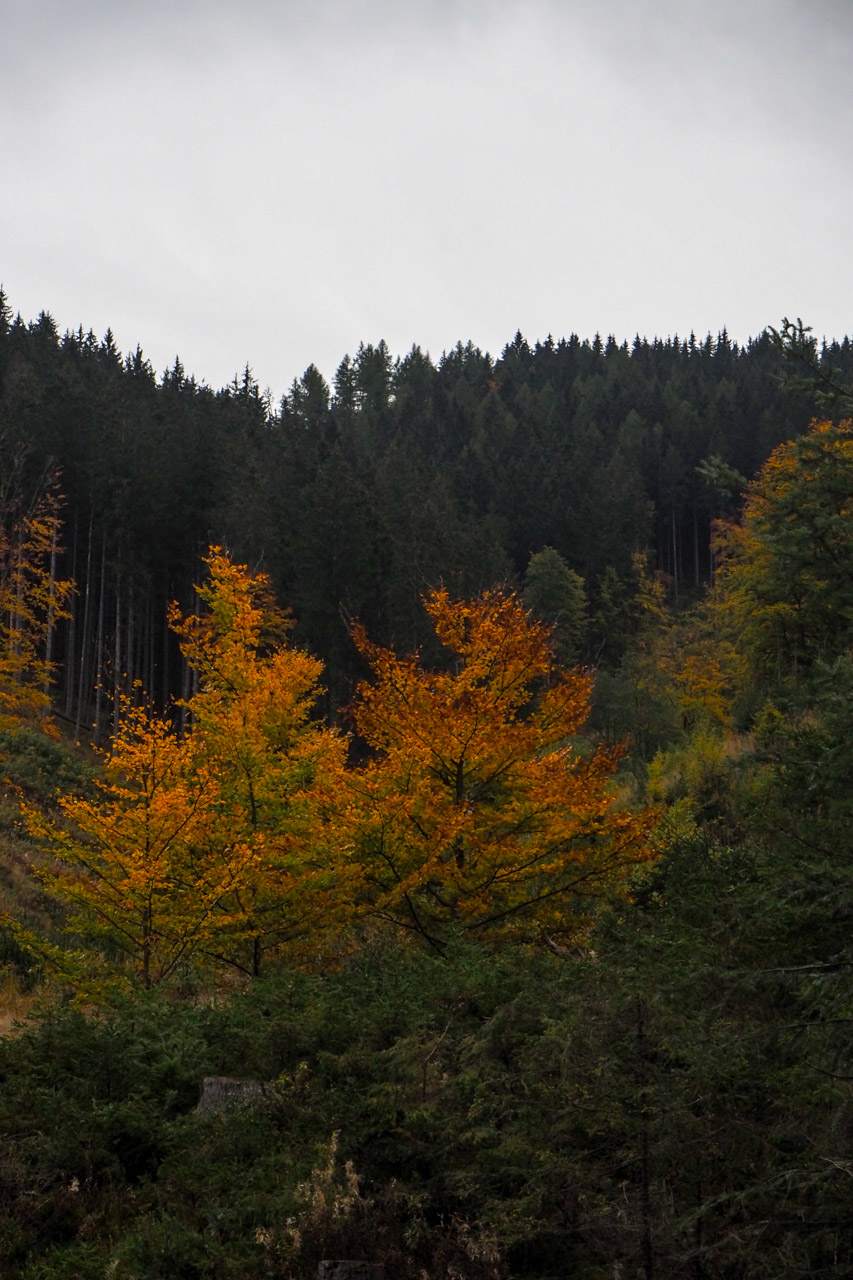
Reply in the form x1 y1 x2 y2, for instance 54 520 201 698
168 548 347 976
27 549 347 987
347 588 656 949
25 700 258 989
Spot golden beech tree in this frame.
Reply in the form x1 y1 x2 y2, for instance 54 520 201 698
347 588 657 949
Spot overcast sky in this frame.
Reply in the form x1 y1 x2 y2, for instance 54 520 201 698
4 0 852 397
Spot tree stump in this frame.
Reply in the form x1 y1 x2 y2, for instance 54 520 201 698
195 1076 268 1115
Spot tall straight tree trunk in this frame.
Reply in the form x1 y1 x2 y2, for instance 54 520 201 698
75 514 94 742
179 573 200 734
127 593 136 700
64 512 78 718
147 596 155 701
113 566 122 740
42 520 58 702
93 532 106 745
161 593 170 711
139 593 149 698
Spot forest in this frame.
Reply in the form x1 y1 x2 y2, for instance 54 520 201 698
1 292 852 1279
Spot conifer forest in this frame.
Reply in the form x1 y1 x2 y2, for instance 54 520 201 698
2 292 853 1278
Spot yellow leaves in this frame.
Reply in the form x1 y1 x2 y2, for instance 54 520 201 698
27 556 654 983
0 480 72 731
165 550 348 975
168 547 294 698
25 694 262 988
28 549 348 987
347 588 656 948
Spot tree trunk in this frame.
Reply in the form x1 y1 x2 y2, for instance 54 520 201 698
126 593 135 697
147 596 155 702
75 514 94 742
93 532 106 744
161 593 170 711
43 520 58 701
64 512 78 718
113 567 122 740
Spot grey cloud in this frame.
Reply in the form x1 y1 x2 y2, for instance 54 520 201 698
3 0 852 394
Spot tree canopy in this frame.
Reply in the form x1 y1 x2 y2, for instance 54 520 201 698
715 418 853 690
348 587 656 948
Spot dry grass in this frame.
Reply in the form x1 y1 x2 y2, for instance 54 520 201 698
0 971 37 1035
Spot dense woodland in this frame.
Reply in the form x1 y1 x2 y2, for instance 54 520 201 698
3 287 850 720
1 292 853 1279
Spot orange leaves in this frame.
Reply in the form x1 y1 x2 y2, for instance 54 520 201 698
26 697 260 989
29 558 654 985
352 589 588 775
168 548 293 699
32 549 348 988
164 549 348 976
348 588 656 948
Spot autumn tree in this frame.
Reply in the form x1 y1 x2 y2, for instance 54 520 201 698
347 588 656 950
0 468 72 729
25 699 257 989
167 548 348 976
26 549 348 987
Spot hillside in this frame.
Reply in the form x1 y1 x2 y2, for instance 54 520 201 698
1 302 852 1277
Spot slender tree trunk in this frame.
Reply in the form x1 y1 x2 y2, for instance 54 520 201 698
126 593 134 696
677 510 684 594
162 593 170 711
191 578 201 717
64 512 78 718
93 532 106 745
147 596 155 702
75 514 94 742
43 520 58 701
113 566 122 740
